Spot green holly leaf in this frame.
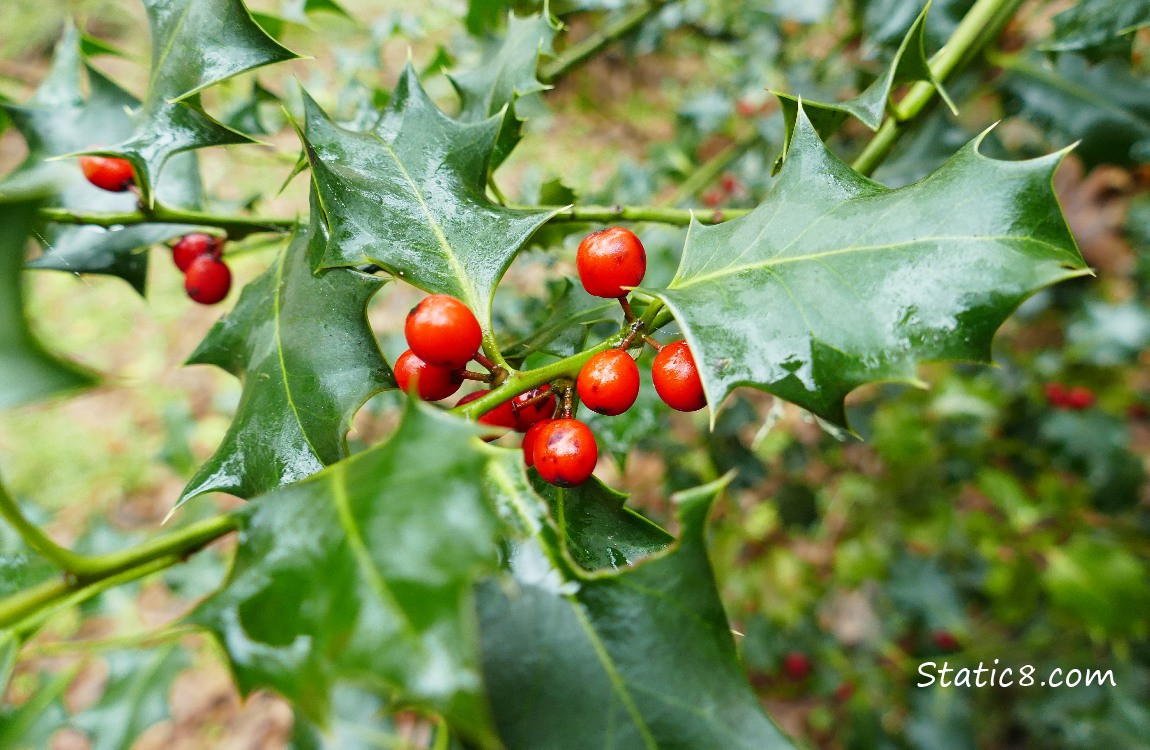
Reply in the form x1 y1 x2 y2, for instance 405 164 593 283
70 646 190 750
1043 536 1150 639
449 10 558 170
1 27 203 293
94 0 299 204
644 108 1086 427
0 195 98 408
775 4 954 151
179 228 393 504
301 64 559 335
999 52 1150 169
530 474 672 571
1044 0 1150 62
190 404 503 748
478 476 797 750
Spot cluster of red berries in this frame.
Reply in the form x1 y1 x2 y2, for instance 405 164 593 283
78 156 231 305
1043 382 1096 411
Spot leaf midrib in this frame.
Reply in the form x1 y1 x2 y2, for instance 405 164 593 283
272 250 323 461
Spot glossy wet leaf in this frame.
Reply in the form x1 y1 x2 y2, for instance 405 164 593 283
301 64 558 333
71 646 190 750
1 27 202 293
449 10 557 170
191 404 503 747
644 107 1086 427
999 52 1150 169
94 0 298 203
179 229 392 504
0 196 98 408
776 4 954 151
1045 0 1150 61
478 477 796 750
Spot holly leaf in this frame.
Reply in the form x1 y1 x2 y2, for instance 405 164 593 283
93 0 299 204
999 52 1150 169
0 195 97 408
179 228 393 504
644 107 1086 427
775 3 955 152
301 64 559 334
71 646 190 750
1044 0 1150 62
449 10 558 170
1 27 203 293
478 476 797 750
190 404 504 748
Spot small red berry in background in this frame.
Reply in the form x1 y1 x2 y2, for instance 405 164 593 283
184 256 231 305
512 385 556 431
521 419 553 467
394 349 462 401
931 630 960 652
1043 382 1069 407
576 227 646 298
834 682 855 702
782 651 812 681
172 233 223 272
720 173 743 194
1064 385 1095 410
457 390 518 438
78 155 135 192
405 294 482 369
652 340 706 412
533 418 598 487
701 188 724 208
735 98 760 117
577 349 640 416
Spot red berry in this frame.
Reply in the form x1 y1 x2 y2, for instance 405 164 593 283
834 682 855 702
172 233 223 272
782 651 812 681
720 173 742 194
701 188 724 208
577 349 640 416
576 227 646 298
1043 382 1069 407
521 419 553 467
404 294 483 369
735 98 760 117
457 390 518 438
932 631 960 652
512 385 556 431
652 340 706 412
394 349 462 401
78 155 135 192
184 256 231 305
533 418 598 487
1065 386 1096 410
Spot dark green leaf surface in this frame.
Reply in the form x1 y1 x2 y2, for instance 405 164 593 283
999 52 1150 169
0 196 97 408
776 5 954 148
180 229 392 503
479 477 796 750
645 108 1086 426
449 11 557 170
302 64 558 333
191 404 503 747
71 647 189 750
1045 0 1150 61
1 28 202 292
530 474 672 571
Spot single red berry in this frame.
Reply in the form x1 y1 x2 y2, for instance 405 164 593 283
184 256 231 305
404 294 483 370
533 418 598 487
701 188 724 207
735 98 760 117
1064 386 1096 410
932 631 960 652
577 349 640 416
512 385 556 431
457 389 518 435
394 349 463 401
78 155 135 192
652 340 706 412
172 233 223 272
834 682 855 702
521 419 553 467
720 173 743 194
782 651 812 681
1043 382 1069 407
576 227 646 298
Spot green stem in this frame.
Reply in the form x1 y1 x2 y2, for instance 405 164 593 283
0 480 87 572
532 204 751 225
39 203 298 240
540 0 671 83
850 0 1024 176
